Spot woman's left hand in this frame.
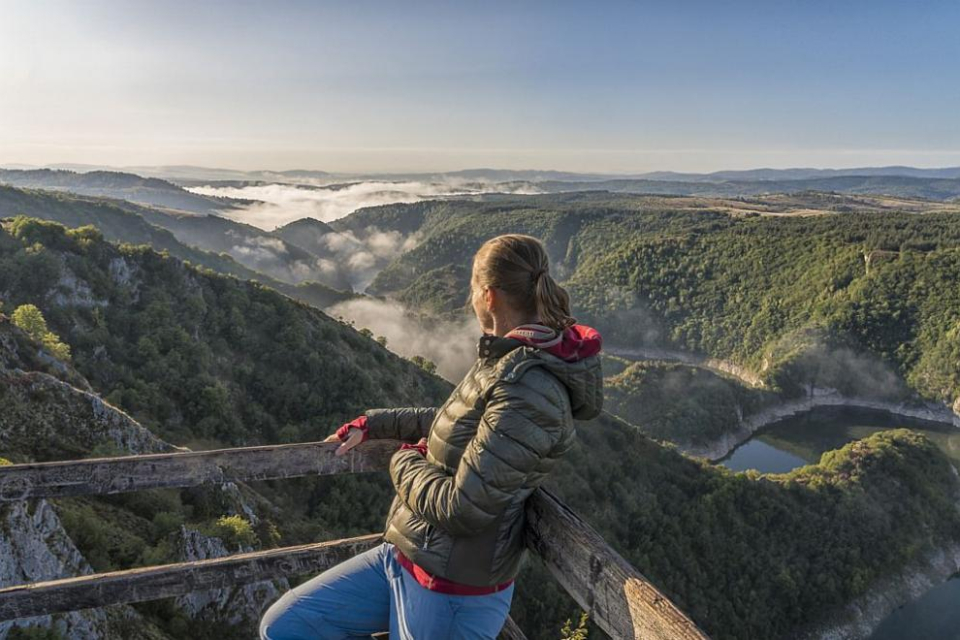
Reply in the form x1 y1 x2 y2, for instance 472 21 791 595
323 428 365 456
324 416 369 456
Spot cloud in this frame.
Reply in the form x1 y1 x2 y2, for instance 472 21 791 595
328 297 478 382
186 179 541 230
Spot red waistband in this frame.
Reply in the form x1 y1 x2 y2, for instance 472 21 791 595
393 547 514 595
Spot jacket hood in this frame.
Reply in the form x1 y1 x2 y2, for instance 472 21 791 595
505 323 602 362
479 324 604 420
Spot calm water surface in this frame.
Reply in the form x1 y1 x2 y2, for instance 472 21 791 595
870 575 960 640
718 407 960 640
720 406 960 472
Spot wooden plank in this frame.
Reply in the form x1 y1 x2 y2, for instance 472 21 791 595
525 489 711 640
0 533 383 621
0 440 399 502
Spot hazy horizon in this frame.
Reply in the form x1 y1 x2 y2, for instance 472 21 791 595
2 0 959 173
5 160 960 178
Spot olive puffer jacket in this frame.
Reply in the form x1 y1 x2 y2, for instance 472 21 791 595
364 330 603 587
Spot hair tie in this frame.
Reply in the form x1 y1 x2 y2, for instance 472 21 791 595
533 267 547 281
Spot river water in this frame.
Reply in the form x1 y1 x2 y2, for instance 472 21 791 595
717 406 960 639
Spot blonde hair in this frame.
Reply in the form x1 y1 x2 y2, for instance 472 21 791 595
472 234 575 332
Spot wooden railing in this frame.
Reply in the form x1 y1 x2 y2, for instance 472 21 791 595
0 441 710 640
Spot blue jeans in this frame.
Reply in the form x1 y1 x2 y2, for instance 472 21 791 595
259 542 515 640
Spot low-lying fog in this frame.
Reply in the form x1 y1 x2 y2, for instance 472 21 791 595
188 179 500 381
188 179 540 229
328 298 478 381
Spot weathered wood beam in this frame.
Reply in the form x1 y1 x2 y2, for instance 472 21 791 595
0 440 399 502
525 489 711 640
0 533 383 621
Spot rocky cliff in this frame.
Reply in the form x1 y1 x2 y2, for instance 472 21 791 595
174 525 287 628
0 318 284 639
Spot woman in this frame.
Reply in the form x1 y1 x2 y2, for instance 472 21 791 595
260 234 603 639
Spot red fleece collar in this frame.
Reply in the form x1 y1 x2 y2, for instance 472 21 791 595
505 323 602 362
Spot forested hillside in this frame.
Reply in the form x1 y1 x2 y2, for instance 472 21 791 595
0 215 450 635
537 417 960 640
346 193 960 411
601 355 779 448
0 216 447 447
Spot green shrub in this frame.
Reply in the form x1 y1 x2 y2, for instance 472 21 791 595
206 515 258 549
152 511 186 541
11 303 71 361
559 612 589 640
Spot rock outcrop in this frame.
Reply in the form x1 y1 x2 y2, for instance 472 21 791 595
174 526 287 628
0 500 111 639
0 368 174 461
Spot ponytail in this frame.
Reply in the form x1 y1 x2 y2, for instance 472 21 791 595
473 234 575 332
534 270 575 331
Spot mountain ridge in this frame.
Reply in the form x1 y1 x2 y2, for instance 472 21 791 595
6 163 960 184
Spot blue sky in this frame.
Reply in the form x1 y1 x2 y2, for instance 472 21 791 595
1 0 958 172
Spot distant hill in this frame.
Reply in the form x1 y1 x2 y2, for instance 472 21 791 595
636 166 960 182
1 164 333 183
360 166 960 184
274 216 384 288
0 169 250 215
171 166 960 201
10 163 960 187
130 207 356 291
525 174 960 200
0 186 354 308
272 217 336 237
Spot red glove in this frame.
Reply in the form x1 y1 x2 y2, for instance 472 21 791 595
400 437 428 457
335 416 369 443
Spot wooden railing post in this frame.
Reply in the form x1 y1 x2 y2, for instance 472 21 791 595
525 489 710 640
